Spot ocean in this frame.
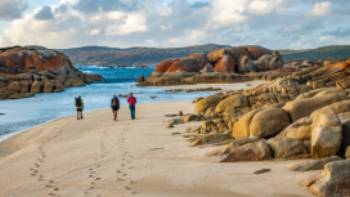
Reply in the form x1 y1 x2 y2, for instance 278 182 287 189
0 65 213 138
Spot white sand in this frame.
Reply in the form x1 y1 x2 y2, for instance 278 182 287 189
0 100 316 197
162 80 265 92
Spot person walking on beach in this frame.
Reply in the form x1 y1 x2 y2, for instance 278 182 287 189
75 96 84 120
111 95 120 121
127 92 137 120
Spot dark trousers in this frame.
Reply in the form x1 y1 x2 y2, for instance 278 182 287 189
129 105 136 119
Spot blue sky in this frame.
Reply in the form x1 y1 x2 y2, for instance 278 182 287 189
0 0 349 49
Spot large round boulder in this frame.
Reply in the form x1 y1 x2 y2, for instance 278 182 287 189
311 113 342 159
245 45 272 59
249 108 291 138
194 94 223 114
214 54 236 73
232 109 261 139
207 48 226 63
283 91 347 122
155 59 176 73
221 139 272 162
276 117 312 141
167 58 206 73
215 94 248 113
239 55 256 73
267 137 309 159
306 160 350 197
232 107 291 139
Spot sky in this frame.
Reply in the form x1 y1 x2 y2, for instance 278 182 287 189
0 0 349 49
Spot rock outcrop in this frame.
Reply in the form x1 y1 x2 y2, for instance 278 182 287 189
165 57 350 197
305 160 350 197
290 156 343 172
0 46 102 99
139 45 284 86
221 138 273 162
179 58 350 164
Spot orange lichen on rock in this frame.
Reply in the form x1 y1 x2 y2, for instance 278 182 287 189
155 59 176 73
151 45 279 77
0 46 102 99
214 54 236 73
0 46 73 74
325 58 350 71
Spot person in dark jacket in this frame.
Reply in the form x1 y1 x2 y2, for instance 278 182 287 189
75 96 84 120
127 92 137 120
111 95 120 121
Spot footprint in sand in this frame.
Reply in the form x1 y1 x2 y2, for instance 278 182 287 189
125 186 132 190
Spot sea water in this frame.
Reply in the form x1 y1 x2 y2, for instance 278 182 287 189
0 65 214 137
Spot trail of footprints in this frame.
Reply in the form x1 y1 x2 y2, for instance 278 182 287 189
115 127 137 197
29 124 68 197
84 129 108 196
30 124 137 197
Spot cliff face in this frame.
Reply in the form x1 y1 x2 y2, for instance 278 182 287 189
0 46 102 99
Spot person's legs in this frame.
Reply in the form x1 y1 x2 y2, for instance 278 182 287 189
77 110 80 120
113 110 118 121
81 110 84 119
129 106 136 120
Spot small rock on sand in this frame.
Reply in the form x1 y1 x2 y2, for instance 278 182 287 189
253 168 271 174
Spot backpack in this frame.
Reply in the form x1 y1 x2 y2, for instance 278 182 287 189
75 97 83 108
112 98 120 108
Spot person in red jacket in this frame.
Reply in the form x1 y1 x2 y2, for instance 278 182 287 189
127 92 137 120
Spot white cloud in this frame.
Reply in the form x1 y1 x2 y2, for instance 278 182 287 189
0 0 349 49
207 0 247 28
159 6 173 16
248 0 282 15
87 28 102 36
105 12 148 35
309 1 332 16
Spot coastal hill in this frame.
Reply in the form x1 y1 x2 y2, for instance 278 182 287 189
281 45 350 61
60 44 350 67
60 44 228 67
0 46 102 99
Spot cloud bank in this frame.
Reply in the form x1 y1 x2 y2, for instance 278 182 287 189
0 0 349 49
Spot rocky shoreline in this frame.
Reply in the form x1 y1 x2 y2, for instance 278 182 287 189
0 46 102 99
165 58 350 197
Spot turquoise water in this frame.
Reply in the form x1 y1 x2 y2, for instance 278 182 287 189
0 65 213 137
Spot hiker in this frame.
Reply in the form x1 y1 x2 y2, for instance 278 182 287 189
111 95 120 121
127 92 137 120
75 96 84 120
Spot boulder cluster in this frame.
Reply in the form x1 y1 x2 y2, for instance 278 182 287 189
167 58 350 196
0 46 102 99
138 45 284 86
189 59 350 159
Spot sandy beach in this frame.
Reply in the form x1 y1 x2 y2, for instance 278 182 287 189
162 80 264 92
0 98 316 197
